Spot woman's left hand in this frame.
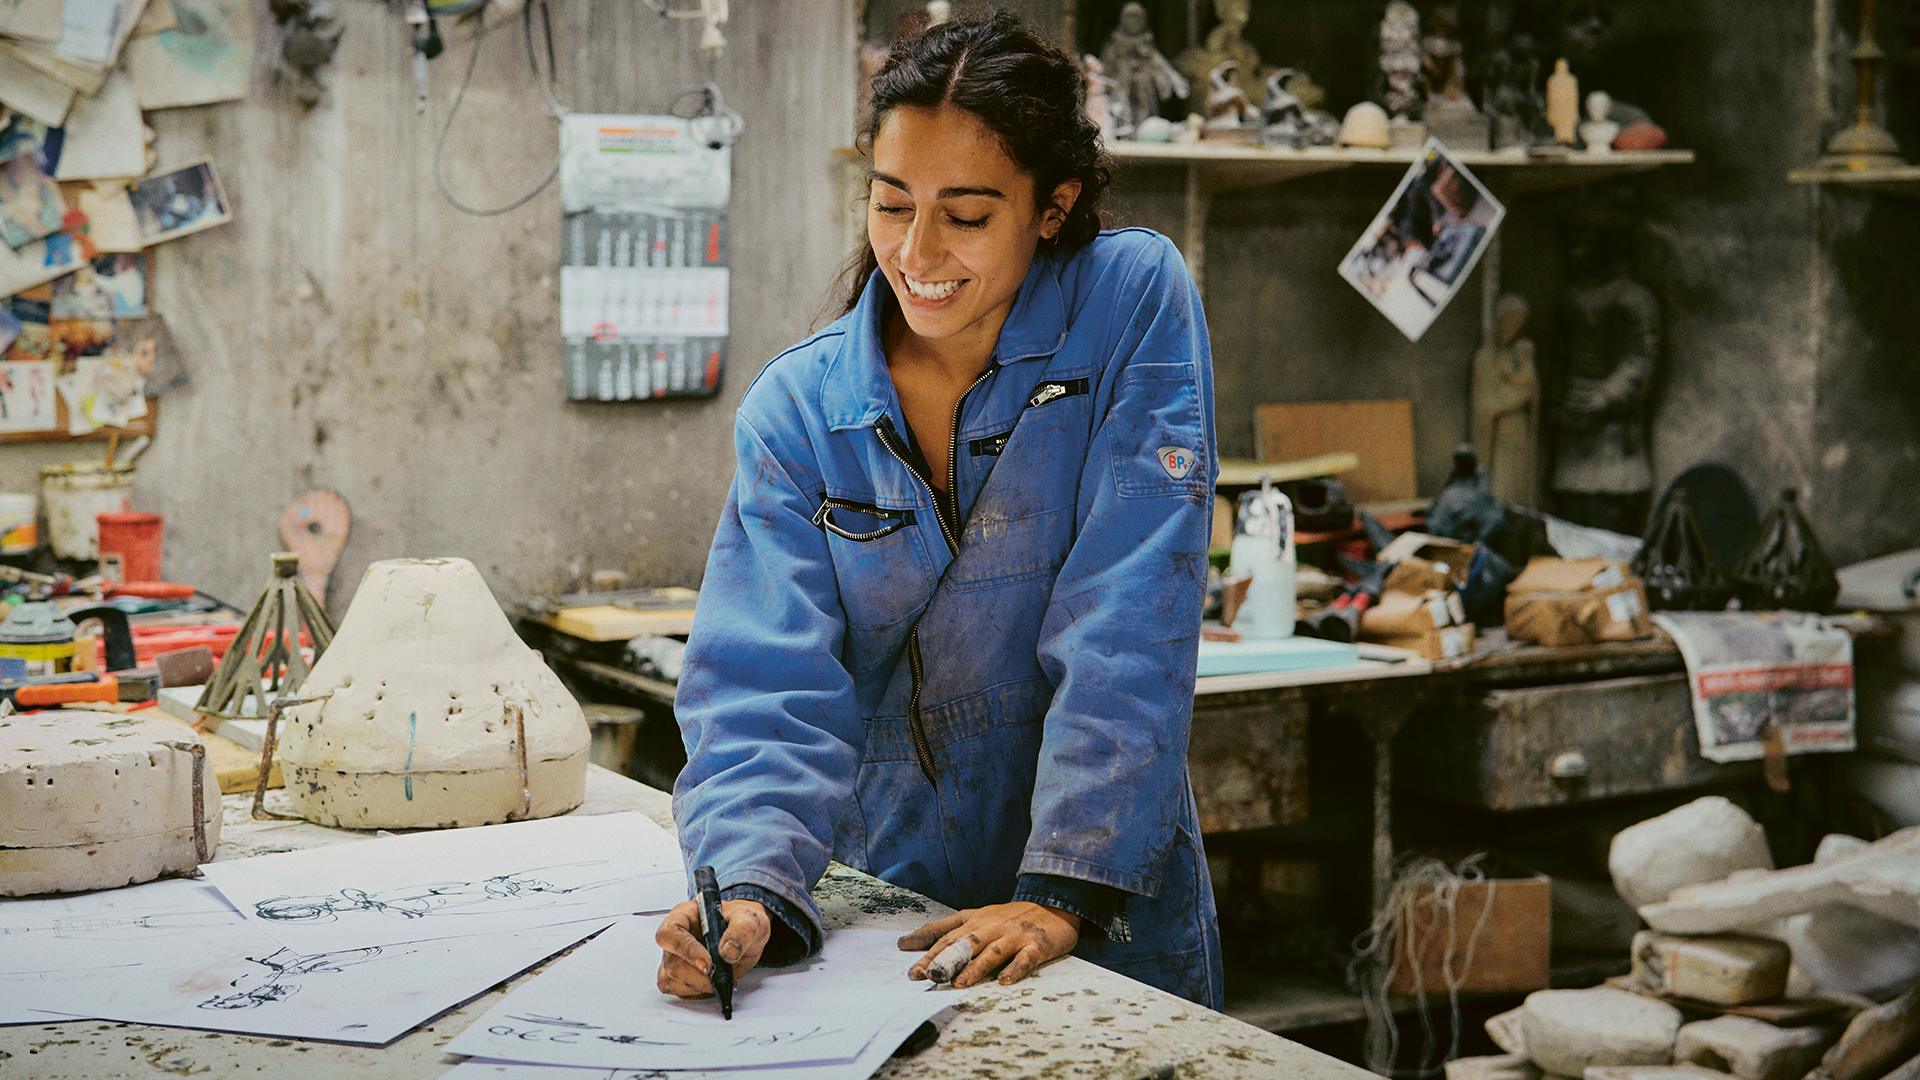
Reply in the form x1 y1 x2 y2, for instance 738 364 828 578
898 902 1080 989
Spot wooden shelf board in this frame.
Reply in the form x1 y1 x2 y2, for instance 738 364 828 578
1108 142 1694 196
1788 165 1920 198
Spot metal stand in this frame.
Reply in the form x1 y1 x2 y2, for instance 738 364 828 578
199 552 336 722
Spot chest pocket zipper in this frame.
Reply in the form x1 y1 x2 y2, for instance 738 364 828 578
813 496 914 542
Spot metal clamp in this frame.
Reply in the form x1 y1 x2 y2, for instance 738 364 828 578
252 695 330 821
506 700 531 821
159 739 209 868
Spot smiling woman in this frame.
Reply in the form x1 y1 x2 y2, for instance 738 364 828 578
659 11 1225 1012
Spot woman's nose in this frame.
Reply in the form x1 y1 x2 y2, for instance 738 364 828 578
898 214 942 274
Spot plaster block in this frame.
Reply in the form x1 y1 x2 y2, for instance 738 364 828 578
1610 796 1773 909
1673 1015 1836 1080
1641 827 1920 935
1488 1005 1530 1055
1521 987 1684 1077
1809 988 1920 1080
1446 1054 1542 1080
1629 931 1791 1005
1769 906 1920 999
1585 1067 1736 1080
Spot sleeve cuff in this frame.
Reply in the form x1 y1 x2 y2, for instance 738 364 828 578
1012 872 1132 944
720 883 819 967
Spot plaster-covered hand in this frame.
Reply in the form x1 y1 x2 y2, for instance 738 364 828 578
899 902 1081 989
655 897 772 997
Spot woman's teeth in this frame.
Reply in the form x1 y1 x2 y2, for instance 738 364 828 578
904 277 961 300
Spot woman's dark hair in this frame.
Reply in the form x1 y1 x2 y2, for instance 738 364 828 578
836 11 1111 314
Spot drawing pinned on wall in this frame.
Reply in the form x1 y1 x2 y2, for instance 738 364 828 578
127 159 230 245
123 0 253 110
199 811 686 953
52 253 148 319
445 916 952 1072
0 153 66 249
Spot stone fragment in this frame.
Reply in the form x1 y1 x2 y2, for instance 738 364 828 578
1770 906 1920 998
1521 987 1684 1077
1585 1066 1735 1080
1610 797 1774 909
1641 827 1920 935
1488 1005 1530 1055
1629 932 1791 1005
1808 988 1920 1080
1673 1015 1836 1080
1445 1053 1542 1080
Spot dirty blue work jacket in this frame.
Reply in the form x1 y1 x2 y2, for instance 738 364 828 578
673 228 1222 1007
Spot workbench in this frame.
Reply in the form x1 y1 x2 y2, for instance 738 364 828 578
0 766 1373 1080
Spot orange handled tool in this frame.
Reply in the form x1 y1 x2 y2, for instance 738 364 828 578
13 675 119 708
103 582 198 599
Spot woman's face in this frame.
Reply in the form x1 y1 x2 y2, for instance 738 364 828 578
868 104 1078 356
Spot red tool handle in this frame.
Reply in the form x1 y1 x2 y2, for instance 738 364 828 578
15 675 119 707
104 582 197 599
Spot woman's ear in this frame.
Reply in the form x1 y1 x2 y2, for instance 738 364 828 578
1043 179 1084 239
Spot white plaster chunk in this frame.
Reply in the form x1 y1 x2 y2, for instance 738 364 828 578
1641 826 1920 936
1766 906 1920 998
1585 1066 1737 1080
1520 987 1684 1077
1446 1053 1542 1080
280 558 590 829
1488 1005 1530 1056
1610 796 1774 909
0 711 221 896
1811 988 1920 1080
1674 1015 1837 1080
1629 931 1791 1005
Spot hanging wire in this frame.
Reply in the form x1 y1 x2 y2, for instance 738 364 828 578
433 0 569 216
668 82 744 149
1348 853 1501 1078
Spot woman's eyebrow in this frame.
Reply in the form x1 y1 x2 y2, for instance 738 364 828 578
871 171 1007 200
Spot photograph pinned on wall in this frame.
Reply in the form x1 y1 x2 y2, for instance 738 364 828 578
0 152 66 249
0 358 59 433
0 229 86 298
128 159 231 246
1336 138 1505 343
52 253 148 319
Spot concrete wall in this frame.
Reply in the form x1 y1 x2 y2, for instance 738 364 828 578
0 0 857 615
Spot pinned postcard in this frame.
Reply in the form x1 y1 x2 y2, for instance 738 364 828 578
0 230 84 298
0 358 57 432
52 252 146 318
123 0 252 110
54 69 145 181
128 158 230 244
1337 138 1504 343
1 152 65 248
76 181 143 252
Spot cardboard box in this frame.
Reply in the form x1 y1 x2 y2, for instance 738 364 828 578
1390 873 1551 995
1361 587 1467 637
1373 621 1476 661
1504 557 1653 646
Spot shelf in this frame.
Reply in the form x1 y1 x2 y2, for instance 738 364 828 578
1787 164 1920 198
1108 142 1696 197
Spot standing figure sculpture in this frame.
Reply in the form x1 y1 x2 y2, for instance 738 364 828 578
1472 294 1539 507
1176 0 1266 111
1102 1 1189 138
1379 1 1424 121
1552 211 1661 535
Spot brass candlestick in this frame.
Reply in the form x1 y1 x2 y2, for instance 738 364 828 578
1822 0 1904 170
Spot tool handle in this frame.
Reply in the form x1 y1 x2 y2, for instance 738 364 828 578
16 675 118 707
105 582 197 599
693 865 734 1019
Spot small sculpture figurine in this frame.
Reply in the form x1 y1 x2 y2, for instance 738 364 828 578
1420 3 1489 148
1176 0 1267 113
1482 9 1545 148
1379 1 1423 121
1102 1 1188 139
1471 294 1539 508
1552 209 1661 536
1546 58 1580 144
1260 69 1340 148
1203 60 1258 133
1579 90 1620 152
1337 101 1393 148
1083 54 1124 142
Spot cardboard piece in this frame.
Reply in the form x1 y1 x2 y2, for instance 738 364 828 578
1390 874 1551 995
1256 399 1417 505
1370 620 1475 660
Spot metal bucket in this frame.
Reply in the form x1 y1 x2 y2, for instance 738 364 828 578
39 462 135 560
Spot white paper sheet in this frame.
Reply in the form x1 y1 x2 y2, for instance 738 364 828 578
444 917 952 1071
199 812 687 953
54 69 144 180
443 1002 954 1080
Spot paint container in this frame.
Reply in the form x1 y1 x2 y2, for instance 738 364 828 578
97 512 163 582
39 462 135 560
0 493 37 555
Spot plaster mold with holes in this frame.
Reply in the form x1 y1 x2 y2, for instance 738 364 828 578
279 558 589 828
1 712 222 895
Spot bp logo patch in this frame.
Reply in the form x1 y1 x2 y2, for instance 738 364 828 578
1157 446 1197 480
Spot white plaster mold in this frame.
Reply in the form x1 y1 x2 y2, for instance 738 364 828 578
1519 987 1684 1077
1673 1015 1836 1080
1609 796 1774 909
0 711 221 895
279 557 589 828
1641 826 1920 935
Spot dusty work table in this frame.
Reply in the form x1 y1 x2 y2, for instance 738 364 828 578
0 766 1370 1080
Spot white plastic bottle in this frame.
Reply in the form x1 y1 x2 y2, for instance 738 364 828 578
1228 482 1296 640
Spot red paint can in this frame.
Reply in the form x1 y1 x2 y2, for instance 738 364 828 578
96 512 163 583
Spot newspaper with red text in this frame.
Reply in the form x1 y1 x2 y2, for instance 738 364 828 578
1651 611 1856 764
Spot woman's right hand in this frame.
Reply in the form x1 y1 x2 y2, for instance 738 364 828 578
655 897 772 997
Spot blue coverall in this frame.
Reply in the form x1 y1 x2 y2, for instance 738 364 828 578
673 227 1223 1008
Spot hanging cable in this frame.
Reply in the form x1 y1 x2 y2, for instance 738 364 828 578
432 0 568 217
667 82 744 150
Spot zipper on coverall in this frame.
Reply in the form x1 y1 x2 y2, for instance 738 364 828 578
873 364 995 787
